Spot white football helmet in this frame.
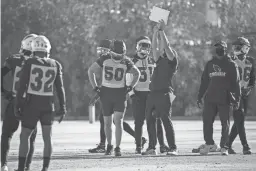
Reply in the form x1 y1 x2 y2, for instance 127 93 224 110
19 34 38 53
31 35 51 54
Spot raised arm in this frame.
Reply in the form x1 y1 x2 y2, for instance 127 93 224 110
152 25 161 62
158 19 177 61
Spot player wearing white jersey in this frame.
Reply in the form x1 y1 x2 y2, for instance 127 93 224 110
128 36 169 154
228 37 255 155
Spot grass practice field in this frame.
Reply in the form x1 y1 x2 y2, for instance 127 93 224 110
3 120 256 171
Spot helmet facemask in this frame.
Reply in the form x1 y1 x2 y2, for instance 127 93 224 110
136 40 151 59
97 47 110 56
232 44 250 60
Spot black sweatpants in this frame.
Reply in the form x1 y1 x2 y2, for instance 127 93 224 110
132 91 165 148
203 102 231 148
98 108 135 144
145 91 176 150
228 96 249 148
1 99 37 167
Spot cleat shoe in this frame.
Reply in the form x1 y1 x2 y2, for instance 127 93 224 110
105 144 113 155
135 147 142 154
141 137 147 149
199 144 211 155
194 144 219 153
25 167 30 171
88 143 105 153
243 146 252 155
167 149 178 156
114 147 122 157
221 148 229 156
228 147 236 154
142 148 157 155
160 144 169 153
1 165 8 171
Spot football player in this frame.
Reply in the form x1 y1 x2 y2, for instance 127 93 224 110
88 39 145 153
143 20 178 156
129 36 169 154
1 34 38 171
15 35 67 171
88 40 140 156
197 41 241 156
227 37 255 155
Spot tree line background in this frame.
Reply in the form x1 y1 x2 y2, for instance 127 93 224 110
1 0 256 119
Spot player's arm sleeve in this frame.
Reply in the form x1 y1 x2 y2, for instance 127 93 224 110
16 61 30 107
198 62 210 100
88 61 102 89
1 66 11 93
230 63 241 103
126 59 141 88
54 62 66 110
248 59 255 87
152 30 161 62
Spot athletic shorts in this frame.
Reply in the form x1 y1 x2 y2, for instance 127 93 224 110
100 86 127 116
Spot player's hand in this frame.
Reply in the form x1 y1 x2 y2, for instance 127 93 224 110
14 107 22 121
233 103 239 110
158 19 166 31
197 98 203 109
93 86 101 94
153 25 159 33
242 86 253 97
125 86 133 94
55 108 67 123
2 90 13 101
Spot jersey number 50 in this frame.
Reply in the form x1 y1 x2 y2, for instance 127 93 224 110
28 65 57 96
104 66 124 81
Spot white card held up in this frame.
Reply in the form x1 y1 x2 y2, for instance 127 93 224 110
149 6 170 25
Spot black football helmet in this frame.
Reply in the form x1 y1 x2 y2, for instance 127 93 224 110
110 40 126 62
97 39 111 56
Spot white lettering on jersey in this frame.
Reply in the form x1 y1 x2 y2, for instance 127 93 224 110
134 58 155 91
102 59 127 88
234 58 252 88
27 64 57 96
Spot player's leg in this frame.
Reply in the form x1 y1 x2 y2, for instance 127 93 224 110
132 92 147 153
227 122 238 154
218 104 231 156
40 110 55 171
233 97 251 154
17 106 39 171
112 98 127 157
156 118 169 153
1 100 19 170
142 93 157 155
100 94 114 155
89 107 106 153
155 92 177 155
199 102 218 155
25 128 37 170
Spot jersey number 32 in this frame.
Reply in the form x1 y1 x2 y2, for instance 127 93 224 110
27 64 57 96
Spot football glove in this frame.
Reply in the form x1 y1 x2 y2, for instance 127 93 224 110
14 107 22 121
55 107 67 123
93 86 101 94
241 86 253 97
125 86 133 94
89 93 100 106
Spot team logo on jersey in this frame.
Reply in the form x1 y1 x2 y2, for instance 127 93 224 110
209 64 226 77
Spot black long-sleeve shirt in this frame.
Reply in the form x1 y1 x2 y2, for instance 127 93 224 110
198 56 241 105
